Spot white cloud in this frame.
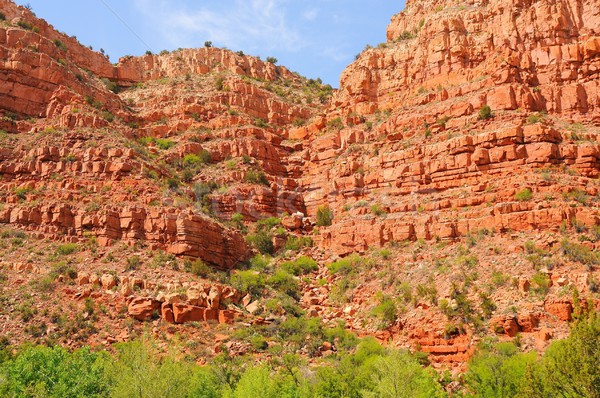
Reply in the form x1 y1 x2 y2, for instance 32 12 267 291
321 45 350 62
303 9 319 21
133 0 305 53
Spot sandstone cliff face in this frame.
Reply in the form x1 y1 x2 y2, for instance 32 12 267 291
338 0 600 117
300 0 600 255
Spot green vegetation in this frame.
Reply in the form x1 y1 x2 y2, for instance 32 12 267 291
101 111 114 122
396 30 417 41
56 243 78 256
478 105 493 120
563 188 588 205
17 20 35 31
246 230 274 255
327 253 365 275
464 312 600 397
281 256 318 276
53 39 67 51
215 76 224 91
316 205 334 227
254 118 269 129
370 204 387 216
327 117 344 130
370 292 398 329
465 341 537 397
531 272 551 295
13 187 32 201
125 255 141 271
244 168 269 186
526 112 546 124
231 270 266 297
561 239 600 269
284 235 313 251
183 150 211 166
514 188 533 202
189 259 211 277
266 56 278 64
0 311 599 397
138 137 175 150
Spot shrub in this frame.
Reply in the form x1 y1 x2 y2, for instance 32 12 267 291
465 342 537 398
249 254 271 271
316 205 333 226
154 138 174 150
327 253 363 275
281 256 318 276
53 39 67 51
231 270 266 296
56 243 78 255
101 111 114 122
13 187 32 200
562 188 588 205
515 188 533 201
531 313 600 397
491 271 509 287
17 20 34 31
478 105 493 120
151 250 176 268
327 117 343 130
0 12 5 21
244 169 269 186
246 230 274 255
254 118 269 128
0 345 111 397
370 203 387 216
365 350 445 398
284 235 313 251
183 151 210 166
215 77 224 91
561 239 600 268
204 41 212 47
101 78 118 93
531 272 550 295
268 270 299 299
396 30 416 41
266 56 278 64
126 255 141 271
256 217 281 230
231 213 245 229
166 177 180 190
371 294 397 329
190 259 211 277
527 112 546 124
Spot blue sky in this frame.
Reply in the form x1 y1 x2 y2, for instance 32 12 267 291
15 0 405 86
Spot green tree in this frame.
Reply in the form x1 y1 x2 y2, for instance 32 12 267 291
108 340 194 398
232 366 287 398
363 351 447 398
188 367 221 398
0 345 110 398
464 341 536 398
532 312 600 397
